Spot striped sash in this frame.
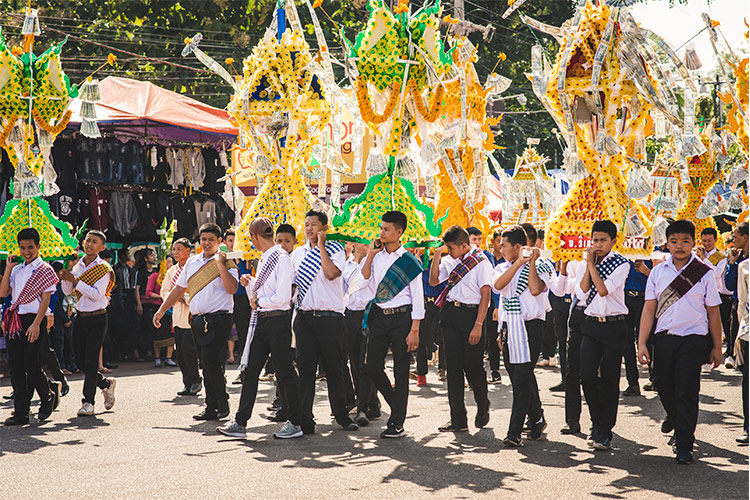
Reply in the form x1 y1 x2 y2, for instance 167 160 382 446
294 241 344 308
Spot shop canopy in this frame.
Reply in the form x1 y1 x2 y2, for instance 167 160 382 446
67 76 238 146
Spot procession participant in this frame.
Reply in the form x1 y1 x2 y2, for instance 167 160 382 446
621 259 652 396
154 223 238 421
638 219 722 464
487 230 504 384
492 225 553 446
275 224 297 254
161 238 202 396
735 258 748 445
216 217 303 439
1 228 59 425
359 211 424 438
724 222 749 368
291 210 358 435
535 229 558 368
224 229 250 367
547 257 575 392
576 220 629 451
430 226 492 432
60 230 117 417
414 248 443 386
344 242 381 427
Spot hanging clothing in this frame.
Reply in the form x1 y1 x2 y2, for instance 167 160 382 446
185 148 206 191
86 187 111 232
193 194 218 229
51 137 77 188
170 195 198 241
131 192 159 241
201 147 225 194
108 191 138 237
167 148 187 189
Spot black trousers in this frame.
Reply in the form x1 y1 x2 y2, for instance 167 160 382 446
719 294 733 353
174 326 201 387
38 326 65 384
190 313 231 413
727 300 740 358
345 309 379 411
7 315 51 418
486 300 501 372
416 300 439 376
542 310 558 360
361 308 412 428
442 304 489 426
580 318 627 441
624 293 644 388
233 294 252 355
503 319 544 439
565 306 585 427
550 295 571 382
741 341 748 432
294 312 351 430
653 334 707 453
73 313 111 405
236 313 301 427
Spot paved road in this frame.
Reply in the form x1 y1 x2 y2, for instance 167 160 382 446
0 359 746 499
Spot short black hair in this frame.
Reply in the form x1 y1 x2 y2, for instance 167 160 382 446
276 224 296 238
116 248 130 261
86 230 107 244
466 226 482 237
537 229 545 242
173 237 192 250
520 223 537 246
99 249 113 260
738 222 749 237
51 261 64 272
382 210 407 232
591 220 617 240
306 210 328 226
501 225 527 247
198 223 222 239
443 225 470 246
666 219 696 240
700 227 718 238
492 229 503 241
17 227 40 245
224 228 235 239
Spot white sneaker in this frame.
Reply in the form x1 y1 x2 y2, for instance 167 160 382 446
725 356 736 369
701 364 712 374
537 359 550 367
273 420 303 439
216 419 247 438
102 378 116 410
154 359 162 367
549 356 558 367
77 402 95 416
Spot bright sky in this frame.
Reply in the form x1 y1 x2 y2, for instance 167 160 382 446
630 0 749 74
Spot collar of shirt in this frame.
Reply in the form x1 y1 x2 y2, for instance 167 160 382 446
76 255 104 273
21 257 43 271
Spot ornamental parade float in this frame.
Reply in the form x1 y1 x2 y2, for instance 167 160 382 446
0 7 107 260
497 144 559 227
516 0 743 260
183 1 341 258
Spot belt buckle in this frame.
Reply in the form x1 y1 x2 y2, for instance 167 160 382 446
383 307 394 315
597 316 607 323
311 310 321 317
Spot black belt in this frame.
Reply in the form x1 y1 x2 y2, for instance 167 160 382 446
78 309 107 317
194 310 230 318
573 305 586 311
380 305 412 315
585 314 626 323
257 310 292 319
655 330 679 337
298 309 343 317
626 290 645 297
447 301 479 309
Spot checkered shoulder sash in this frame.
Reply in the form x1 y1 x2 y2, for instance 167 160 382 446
586 254 628 306
74 262 116 300
435 248 487 308
2 262 59 339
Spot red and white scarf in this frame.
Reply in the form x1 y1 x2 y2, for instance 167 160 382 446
2 262 59 339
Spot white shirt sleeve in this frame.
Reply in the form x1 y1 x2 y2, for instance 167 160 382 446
644 270 658 301
602 261 629 296
258 256 293 309
410 274 425 320
703 272 721 307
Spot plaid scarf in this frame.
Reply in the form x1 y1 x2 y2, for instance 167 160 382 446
73 262 115 300
435 248 487 308
502 260 553 364
294 241 344 308
240 246 284 370
362 251 422 335
586 253 628 306
3 262 59 339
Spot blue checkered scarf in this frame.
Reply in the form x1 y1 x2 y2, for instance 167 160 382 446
586 253 628 305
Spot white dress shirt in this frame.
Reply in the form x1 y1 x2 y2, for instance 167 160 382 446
575 252 629 317
548 260 584 298
344 257 370 312
9 257 56 315
175 252 239 315
291 242 346 313
437 249 493 305
492 261 552 325
61 255 111 312
702 248 731 295
246 245 292 311
360 245 425 320
645 255 721 336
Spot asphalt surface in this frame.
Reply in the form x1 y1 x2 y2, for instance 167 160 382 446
0 358 747 499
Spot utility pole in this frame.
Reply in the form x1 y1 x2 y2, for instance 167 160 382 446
442 0 495 41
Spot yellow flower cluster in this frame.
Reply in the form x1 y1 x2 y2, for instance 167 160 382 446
0 200 76 259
